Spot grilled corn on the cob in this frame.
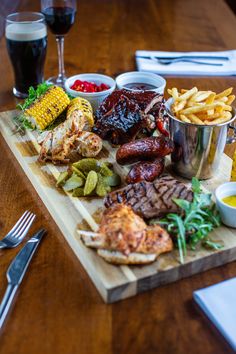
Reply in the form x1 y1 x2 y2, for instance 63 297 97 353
67 97 94 130
24 86 70 130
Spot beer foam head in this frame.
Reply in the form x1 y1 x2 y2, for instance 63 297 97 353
6 23 47 41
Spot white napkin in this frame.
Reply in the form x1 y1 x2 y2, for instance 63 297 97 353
193 277 236 351
135 50 236 76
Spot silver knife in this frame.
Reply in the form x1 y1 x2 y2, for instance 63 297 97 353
0 229 46 329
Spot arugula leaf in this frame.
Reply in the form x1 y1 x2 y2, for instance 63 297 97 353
155 177 221 264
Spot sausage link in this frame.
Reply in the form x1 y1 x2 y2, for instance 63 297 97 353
116 136 174 165
126 158 165 184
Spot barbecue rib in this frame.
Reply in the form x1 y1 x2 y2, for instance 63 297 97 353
93 89 164 144
104 175 193 219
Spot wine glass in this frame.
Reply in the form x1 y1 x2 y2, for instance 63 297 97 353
41 0 76 87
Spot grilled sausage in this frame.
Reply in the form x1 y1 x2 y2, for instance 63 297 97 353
116 136 174 165
126 158 165 184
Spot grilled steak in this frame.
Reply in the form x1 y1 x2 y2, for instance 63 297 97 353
104 175 193 219
93 89 164 144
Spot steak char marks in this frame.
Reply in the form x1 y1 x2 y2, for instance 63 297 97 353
93 89 164 145
104 175 193 219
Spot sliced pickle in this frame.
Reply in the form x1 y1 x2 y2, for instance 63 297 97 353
72 158 99 172
103 173 121 187
96 174 107 197
84 171 98 195
71 165 86 179
99 162 113 177
63 174 84 191
72 187 84 197
56 171 69 187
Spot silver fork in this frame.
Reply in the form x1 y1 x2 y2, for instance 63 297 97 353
0 211 36 249
157 58 223 66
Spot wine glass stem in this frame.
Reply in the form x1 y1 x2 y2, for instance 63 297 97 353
56 35 66 81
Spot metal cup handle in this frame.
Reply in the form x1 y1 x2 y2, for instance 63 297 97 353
227 124 236 144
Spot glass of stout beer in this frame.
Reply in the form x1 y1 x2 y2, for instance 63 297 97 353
41 0 76 87
6 12 47 98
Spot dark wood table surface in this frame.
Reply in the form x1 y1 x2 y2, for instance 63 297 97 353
1 0 236 353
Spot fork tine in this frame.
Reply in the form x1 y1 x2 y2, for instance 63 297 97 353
6 211 30 237
15 213 36 240
11 211 31 237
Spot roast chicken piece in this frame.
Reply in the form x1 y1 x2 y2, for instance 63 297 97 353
80 204 173 265
39 114 102 163
93 89 164 145
104 175 193 219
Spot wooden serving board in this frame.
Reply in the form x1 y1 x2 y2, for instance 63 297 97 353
1 109 236 303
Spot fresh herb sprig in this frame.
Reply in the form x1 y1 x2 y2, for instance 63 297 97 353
150 178 222 264
17 82 52 111
13 82 52 133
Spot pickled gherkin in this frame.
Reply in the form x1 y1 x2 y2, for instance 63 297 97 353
56 157 121 198
64 174 84 191
72 187 84 197
56 171 69 187
103 173 121 187
96 173 108 197
84 171 98 195
71 165 86 179
72 158 99 172
100 162 113 177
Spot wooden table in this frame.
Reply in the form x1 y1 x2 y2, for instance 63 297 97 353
0 0 236 353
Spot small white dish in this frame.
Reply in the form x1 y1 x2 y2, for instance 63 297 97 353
65 73 116 110
115 71 166 94
215 182 236 228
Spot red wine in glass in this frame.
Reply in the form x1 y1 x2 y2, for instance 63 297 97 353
41 0 77 87
42 6 76 35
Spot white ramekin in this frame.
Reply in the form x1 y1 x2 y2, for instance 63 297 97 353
65 73 116 110
115 71 166 94
215 182 236 228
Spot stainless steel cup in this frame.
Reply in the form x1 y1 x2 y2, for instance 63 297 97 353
165 98 236 180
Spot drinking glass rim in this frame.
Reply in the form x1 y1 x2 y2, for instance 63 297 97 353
6 12 45 24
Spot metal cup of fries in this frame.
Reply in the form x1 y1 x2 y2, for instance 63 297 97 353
165 87 236 179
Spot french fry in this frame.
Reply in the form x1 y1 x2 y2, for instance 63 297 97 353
204 112 221 120
172 99 187 113
205 116 230 125
194 91 212 102
188 114 204 125
171 87 179 100
178 87 198 101
188 91 204 102
205 92 216 104
215 87 233 99
222 104 233 111
207 109 214 115
222 111 232 119
180 114 191 123
227 95 235 105
217 96 228 103
168 86 234 126
181 102 223 115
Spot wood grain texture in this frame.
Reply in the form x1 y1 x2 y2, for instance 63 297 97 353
0 0 236 353
1 109 236 304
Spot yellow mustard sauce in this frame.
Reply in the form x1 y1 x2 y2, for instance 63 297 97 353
222 195 236 207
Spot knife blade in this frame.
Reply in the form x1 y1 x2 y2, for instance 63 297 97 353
0 229 46 329
136 55 230 61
